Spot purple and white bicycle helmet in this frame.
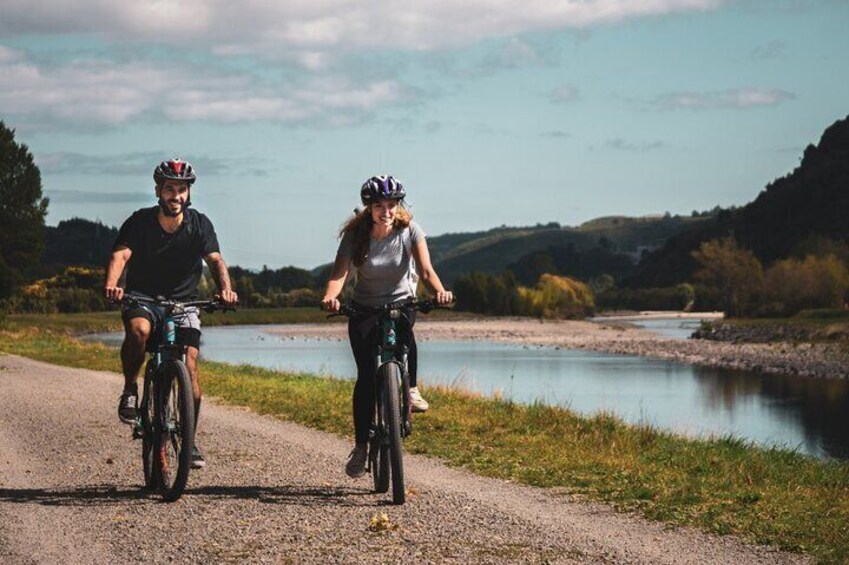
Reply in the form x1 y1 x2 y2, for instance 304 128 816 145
154 159 197 185
360 175 405 205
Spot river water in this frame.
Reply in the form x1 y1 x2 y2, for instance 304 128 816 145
88 318 849 459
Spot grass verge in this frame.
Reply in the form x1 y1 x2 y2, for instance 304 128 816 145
3 306 472 335
1 323 847 563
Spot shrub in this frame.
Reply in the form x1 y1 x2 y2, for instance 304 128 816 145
763 254 849 316
520 274 595 319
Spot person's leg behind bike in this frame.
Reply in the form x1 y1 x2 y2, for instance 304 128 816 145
398 308 428 413
177 308 205 469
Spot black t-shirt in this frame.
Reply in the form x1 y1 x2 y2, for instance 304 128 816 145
113 206 220 300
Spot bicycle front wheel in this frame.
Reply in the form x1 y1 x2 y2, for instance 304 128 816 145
371 436 390 494
154 359 195 502
140 361 157 491
379 362 405 505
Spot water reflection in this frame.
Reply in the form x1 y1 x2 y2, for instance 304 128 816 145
692 366 849 459
85 326 849 460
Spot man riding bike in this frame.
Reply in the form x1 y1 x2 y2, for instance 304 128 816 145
104 158 238 469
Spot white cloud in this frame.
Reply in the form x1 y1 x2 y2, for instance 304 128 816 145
0 50 408 126
550 85 580 103
603 138 666 151
751 39 787 60
37 151 266 176
478 38 553 71
0 1 725 54
0 45 23 63
654 88 796 110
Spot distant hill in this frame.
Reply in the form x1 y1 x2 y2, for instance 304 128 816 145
429 215 708 285
629 114 849 288
39 218 117 273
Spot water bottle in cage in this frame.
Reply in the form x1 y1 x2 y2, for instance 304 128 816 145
165 317 176 344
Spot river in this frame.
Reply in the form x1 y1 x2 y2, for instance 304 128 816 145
88 318 849 459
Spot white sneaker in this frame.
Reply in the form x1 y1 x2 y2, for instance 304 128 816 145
409 386 429 413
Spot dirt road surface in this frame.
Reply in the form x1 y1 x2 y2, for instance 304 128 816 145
0 354 809 564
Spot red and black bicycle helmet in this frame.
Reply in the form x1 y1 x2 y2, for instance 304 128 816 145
360 175 405 205
153 159 197 185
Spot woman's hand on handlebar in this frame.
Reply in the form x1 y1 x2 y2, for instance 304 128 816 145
435 290 453 305
322 296 341 313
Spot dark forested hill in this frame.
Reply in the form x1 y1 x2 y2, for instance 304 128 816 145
429 215 707 285
40 218 117 271
628 115 849 288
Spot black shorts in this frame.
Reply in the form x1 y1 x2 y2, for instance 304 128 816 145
122 305 202 350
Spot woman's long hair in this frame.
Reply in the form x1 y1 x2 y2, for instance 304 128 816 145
340 203 412 267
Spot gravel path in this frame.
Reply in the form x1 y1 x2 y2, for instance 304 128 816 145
0 354 810 564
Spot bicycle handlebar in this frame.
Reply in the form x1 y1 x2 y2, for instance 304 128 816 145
326 297 454 318
119 292 236 313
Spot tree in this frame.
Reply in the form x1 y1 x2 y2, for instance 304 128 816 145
519 274 595 319
692 237 763 317
764 254 849 315
0 120 49 299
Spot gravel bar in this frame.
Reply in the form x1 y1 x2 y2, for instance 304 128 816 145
264 318 849 379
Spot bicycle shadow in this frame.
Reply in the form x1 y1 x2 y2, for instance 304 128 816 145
184 484 380 507
0 484 145 507
0 483 383 508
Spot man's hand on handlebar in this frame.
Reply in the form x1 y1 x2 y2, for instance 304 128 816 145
105 286 124 303
216 289 239 307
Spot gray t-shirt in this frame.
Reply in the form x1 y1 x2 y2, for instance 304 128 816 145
337 221 426 307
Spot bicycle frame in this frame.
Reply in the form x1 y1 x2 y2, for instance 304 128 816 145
374 308 412 436
331 298 449 504
122 293 229 501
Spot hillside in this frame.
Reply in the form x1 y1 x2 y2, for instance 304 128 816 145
36 218 117 275
430 215 707 284
629 114 849 288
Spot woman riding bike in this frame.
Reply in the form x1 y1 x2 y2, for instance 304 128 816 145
321 175 453 478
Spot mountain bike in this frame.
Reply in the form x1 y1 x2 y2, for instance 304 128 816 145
333 298 449 505
122 293 230 502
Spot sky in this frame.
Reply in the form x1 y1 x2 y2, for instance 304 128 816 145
2 0 847 270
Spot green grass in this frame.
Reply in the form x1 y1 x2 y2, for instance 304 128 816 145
4 306 472 335
3 307 343 334
2 319 848 563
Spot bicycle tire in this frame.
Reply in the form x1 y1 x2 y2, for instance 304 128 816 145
140 361 157 490
154 359 195 502
372 438 390 493
401 363 412 437
379 362 405 504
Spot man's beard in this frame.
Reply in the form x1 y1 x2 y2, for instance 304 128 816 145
158 197 191 217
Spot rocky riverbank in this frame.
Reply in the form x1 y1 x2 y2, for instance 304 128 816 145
263 316 849 380
693 321 849 344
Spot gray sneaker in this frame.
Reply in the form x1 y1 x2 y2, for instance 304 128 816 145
118 389 137 425
345 444 368 478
